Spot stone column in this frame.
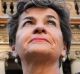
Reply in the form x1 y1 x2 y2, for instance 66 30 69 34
70 50 80 74
60 63 63 74
71 59 80 74
77 2 80 15
69 44 80 74
0 51 9 74
65 1 77 17
0 0 4 16
0 60 5 74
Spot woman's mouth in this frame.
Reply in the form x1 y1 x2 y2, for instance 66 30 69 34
30 38 49 43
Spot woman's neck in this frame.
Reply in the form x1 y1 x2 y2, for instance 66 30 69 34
21 61 60 74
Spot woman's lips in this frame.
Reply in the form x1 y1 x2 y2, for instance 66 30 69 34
30 38 49 43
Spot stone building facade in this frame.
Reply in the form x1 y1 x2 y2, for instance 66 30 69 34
0 0 80 74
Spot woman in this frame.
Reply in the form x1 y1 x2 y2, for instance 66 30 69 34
8 0 72 74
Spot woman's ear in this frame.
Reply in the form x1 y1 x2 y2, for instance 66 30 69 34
61 46 67 62
12 45 15 51
11 45 17 57
11 45 18 63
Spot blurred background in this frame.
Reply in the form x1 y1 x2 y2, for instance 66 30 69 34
0 0 80 74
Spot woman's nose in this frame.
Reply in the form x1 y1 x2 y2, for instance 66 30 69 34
33 27 47 34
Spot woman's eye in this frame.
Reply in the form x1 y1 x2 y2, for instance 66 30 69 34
23 21 34 27
47 20 56 26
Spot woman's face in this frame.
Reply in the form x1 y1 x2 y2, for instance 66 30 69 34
15 7 65 63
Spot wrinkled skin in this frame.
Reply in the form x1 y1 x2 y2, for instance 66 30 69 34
14 7 66 74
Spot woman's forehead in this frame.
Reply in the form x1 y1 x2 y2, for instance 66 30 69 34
20 7 60 20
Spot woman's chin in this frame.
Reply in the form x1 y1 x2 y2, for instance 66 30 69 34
23 44 57 63
26 43 53 54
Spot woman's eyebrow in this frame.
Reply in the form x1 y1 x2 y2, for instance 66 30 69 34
23 16 34 20
47 15 56 19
